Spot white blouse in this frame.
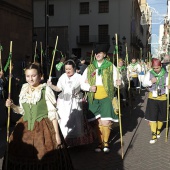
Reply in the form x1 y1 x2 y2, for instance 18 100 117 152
17 83 59 121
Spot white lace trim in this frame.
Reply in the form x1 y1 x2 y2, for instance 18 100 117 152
19 83 46 105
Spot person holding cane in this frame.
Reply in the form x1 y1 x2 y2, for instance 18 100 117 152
81 44 123 153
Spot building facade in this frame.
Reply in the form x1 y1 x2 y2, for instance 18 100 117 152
0 0 33 76
139 0 151 60
34 0 150 62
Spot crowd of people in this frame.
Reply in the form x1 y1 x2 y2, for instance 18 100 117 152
1 43 170 169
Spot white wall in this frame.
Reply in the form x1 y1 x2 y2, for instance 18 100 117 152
34 0 146 58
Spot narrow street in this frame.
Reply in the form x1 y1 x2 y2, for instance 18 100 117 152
1 90 170 170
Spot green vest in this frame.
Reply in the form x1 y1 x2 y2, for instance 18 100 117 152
87 63 114 104
22 88 48 131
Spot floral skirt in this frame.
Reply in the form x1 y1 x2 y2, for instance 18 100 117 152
3 118 74 170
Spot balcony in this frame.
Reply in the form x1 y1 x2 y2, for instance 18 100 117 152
77 35 110 45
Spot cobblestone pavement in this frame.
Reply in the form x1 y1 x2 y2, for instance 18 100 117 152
1 90 170 170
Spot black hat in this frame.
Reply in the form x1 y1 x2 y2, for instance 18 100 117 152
94 44 110 54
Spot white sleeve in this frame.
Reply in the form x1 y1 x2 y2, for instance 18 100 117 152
113 64 124 88
45 86 59 120
56 74 63 91
17 101 24 115
81 68 91 91
137 64 142 73
142 71 152 87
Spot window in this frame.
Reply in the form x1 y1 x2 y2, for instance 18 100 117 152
98 25 109 43
99 1 109 13
80 26 89 43
49 4 54 16
80 2 89 14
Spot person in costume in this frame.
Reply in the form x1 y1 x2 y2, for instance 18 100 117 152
77 57 88 75
118 58 128 106
47 59 94 147
127 57 141 93
138 59 147 90
4 63 73 169
142 58 169 144
81 44 123 153
55 56 66 83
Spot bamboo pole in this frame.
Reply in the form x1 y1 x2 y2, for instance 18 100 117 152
5 41 13 168
34 41 37 63
139 48 143 94
115 34 124 159
0 44 2 72
126 43 132 115
148 51 151 70
125 44 129 67
40 42 44 74
165 64 170 142
49 36 58 79
40 42 43 69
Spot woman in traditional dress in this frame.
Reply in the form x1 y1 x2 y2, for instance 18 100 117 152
47 59 94 146
138 59 147 89
4 63 73 170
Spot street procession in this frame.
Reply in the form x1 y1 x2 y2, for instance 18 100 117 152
1 0 170 170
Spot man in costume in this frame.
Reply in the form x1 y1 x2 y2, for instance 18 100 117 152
81 44 123 153
142 58 169 144
127 57 141 92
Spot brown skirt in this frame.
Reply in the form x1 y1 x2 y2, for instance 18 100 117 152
3 117 74 170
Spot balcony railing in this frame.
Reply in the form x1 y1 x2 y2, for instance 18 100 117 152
77 35 110 44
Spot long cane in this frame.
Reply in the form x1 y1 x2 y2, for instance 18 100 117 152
126 44 132 116
34 41 37 63
40 42 44 78
165 64 170 142
115 33 124 159
0 44 3 71
49 36 58 80
5 41 13 169
139 48 143 94
40 42 43 70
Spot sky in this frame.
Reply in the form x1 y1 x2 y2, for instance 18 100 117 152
147 0 167 55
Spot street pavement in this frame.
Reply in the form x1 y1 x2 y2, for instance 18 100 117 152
1 90 170 170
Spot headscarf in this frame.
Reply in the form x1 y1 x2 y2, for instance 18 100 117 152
152 58 161 67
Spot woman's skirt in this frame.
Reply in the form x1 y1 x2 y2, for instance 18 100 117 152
3 117 74 170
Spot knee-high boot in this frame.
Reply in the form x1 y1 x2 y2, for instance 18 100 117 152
150 122 157 144
157 121 163 138
102 125 111 152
